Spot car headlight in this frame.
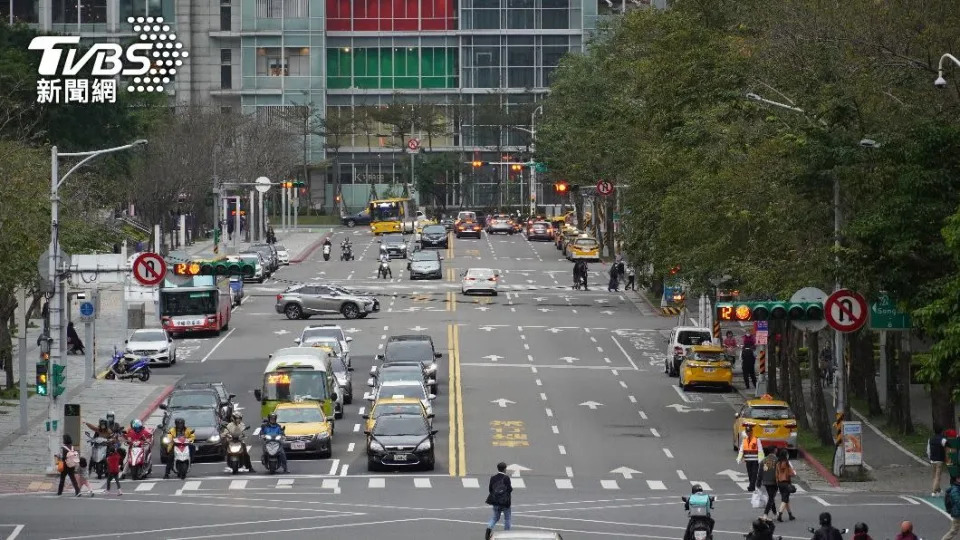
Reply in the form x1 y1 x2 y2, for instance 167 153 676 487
416 440 432 452
162 436 171 445
317 431 330 439
369 440 384 452
208 434 220 443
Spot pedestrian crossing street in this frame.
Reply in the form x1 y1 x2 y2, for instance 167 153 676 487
85 475 806 496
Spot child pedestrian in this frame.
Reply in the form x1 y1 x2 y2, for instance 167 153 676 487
105 447 123 496
75 457 95 497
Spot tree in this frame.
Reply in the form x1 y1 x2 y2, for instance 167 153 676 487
312 108 355 213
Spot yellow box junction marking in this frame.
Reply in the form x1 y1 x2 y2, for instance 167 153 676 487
490 420 529 448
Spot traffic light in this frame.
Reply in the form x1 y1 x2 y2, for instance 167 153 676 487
229 210 246 216
471 161 485 168
281 181 305 189
173 260 255 278
52 363 66 397
36 358 49 396
554 181 568 193
510 164 523 172
833 412 844 446
715 301 825 322
669 265 681 275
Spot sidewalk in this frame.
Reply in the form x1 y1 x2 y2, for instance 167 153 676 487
170 227 331 262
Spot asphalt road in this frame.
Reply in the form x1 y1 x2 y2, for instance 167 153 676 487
2 227 950 539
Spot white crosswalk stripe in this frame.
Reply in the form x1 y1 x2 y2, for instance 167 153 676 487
182 480 201 491
601 480 620 490
276 479 294 489
555 479 573 489
368 478 385 488
462 478 480 488
647 480 668 490
414 478 432 488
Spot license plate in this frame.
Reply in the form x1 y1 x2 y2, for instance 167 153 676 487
393 454 408 461
291 442 306 450
764 427 777 434
702 367 715 373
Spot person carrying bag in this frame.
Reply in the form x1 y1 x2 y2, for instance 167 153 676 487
485 462 513 539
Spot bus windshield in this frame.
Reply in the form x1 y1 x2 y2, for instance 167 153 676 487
160 290 217 317
262 370 329 402
370 201 401 221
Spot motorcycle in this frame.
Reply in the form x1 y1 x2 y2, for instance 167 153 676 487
341 243 353 261
225 428 250 475
260 432 284 474
172 435 192 480
85 431 110 479
125 432 153 480
104 349 151 382
229 276 244 307
681 495 716 540
377 260 392 279
322 243 332 261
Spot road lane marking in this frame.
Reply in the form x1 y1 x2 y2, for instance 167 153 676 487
590 337 597 343
531 367 538 373
182 480 201 491
545 408 553 417
462 478 480 488
527 354 534 362
368 478 385 488
200 328 236 362
347 443 355 452
650 427 660 437
619 381 628 389
321 479 339 491
565 467 574 478
513 478 526 488
327 459 340 476
611 336 640 370
612 370 619 376
647 480 667 490
523 343 530 350
520 334 526 340
384 325 389 331
812 496 831 506
352 424 360 432
535 379 542 386
358 407 365 415
552 425 559 434
448 323 456 476
601 480 620 490
628 395 637 403
454 324 466 475
663 448 673 458
339 465 349 476
135 482 155 491
604 357 611 363
276 479 294 488
676 470 686 480
414 478 432 488
540 393 548 401
555 479 573 489
558 445 567 455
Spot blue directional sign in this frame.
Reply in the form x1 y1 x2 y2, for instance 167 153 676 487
79 302 94 317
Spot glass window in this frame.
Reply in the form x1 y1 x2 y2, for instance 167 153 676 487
168 392 217 409
541 0 569 29
160 290 217 317
507 43 534 88
220 5 231 30
275 406 326 423
471 6 500 29
2 0 39 23
256 0 282 18
507 0 533 29
284 0 308 17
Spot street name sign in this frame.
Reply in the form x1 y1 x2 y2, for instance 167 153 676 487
825 289 868 333
869 294 911 330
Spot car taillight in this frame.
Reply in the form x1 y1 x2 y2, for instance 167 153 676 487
161 317 171 326
473 226 481 230
785 422 797 430
488 277 497 282
276 295 283 301
465 277 475 281
674 346 684 355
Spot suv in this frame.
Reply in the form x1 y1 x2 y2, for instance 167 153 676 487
276 283 378 320
160 386 233 422
377 335 442 394
665 326 714 377
294 324 353 366
486 215 515 235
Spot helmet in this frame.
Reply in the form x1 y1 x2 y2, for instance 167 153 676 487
854 523 868 534
267 413 278 424
380 245 387 253
98 418 108 429
131 419 143 431
232 411 243 422
691 484 703 494
174 417 185 429
106 411 116 422
819 512 832 527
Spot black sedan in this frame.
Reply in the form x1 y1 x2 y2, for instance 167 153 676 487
365 414 437 471
342 209 372 228
419 225 449 248
157 406 225 463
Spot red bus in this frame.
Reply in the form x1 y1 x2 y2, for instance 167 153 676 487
159 280 231 337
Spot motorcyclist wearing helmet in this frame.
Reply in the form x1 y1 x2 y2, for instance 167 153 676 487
852 523 872 540
812 512 844 540
378 246 392 278
85 418 113 439
164 417 196 479
683 484 715 540
221 411 256 473
261 413 288 473
125 419 152 444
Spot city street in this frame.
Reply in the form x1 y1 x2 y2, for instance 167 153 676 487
1 228 949 539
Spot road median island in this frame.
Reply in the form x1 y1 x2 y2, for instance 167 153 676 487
290 229 333 263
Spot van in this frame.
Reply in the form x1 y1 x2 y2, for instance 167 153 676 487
255 347 338 420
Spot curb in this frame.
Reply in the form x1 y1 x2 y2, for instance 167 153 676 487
799 447 841 487
137 384 175 423
291 230 333 264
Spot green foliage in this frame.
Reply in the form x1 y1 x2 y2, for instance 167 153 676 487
0 140 48 295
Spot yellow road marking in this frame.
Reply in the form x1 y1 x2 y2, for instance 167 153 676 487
491 420 529 447
448 323 456 476
454 323 466 476
451 290 457 312
447 232 454 260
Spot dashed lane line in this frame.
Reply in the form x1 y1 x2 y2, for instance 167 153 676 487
676 470 686 480
663 448 673 458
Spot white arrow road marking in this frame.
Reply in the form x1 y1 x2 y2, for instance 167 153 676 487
560 356 578 363
600 310 615 315
579 401 603 410
506 464 530 477
479 326 498 331
610 466 642 479
475 306 491 311
716 469 749 482
410 326 429 331
666 403 714 413
491 398 515 408
546 328 564 333
483 355 504 362
273 329 289 335
526 279 536 283
595 298 609 303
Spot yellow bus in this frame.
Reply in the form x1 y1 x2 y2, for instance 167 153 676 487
369 198 415 235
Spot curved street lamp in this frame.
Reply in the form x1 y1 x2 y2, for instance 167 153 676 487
935 53 959 87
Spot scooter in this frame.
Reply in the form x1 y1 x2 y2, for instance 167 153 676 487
681 495 716 540
322 243 332 261
104 349 151 382
172 435 192 480
229 276 244 307
85 431 110 479
341 243 353 261
260 432 284 474
225 428 250 475
125 432 153 480
377 260 392 279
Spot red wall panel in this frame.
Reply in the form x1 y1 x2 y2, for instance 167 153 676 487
325 0 455 31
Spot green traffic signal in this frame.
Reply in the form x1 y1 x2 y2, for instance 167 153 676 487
52 363 66 397
36 360 48 395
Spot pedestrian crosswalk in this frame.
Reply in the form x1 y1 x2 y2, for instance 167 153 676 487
92 475 806 496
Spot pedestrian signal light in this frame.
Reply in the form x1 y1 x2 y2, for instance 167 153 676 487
52 363 66 397
36 360 49 396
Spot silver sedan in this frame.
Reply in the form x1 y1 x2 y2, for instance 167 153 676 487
461 268 499 296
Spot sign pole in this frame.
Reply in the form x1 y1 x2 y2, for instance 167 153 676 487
18 288 27 435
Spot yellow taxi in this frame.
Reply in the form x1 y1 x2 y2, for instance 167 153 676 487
273 402 333 458
678 344 733 391
733 395 798 457
566 234 600 262
558 226 581 253
416 218 438 234
362 396 433 433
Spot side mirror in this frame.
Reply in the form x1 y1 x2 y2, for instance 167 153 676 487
361 414 370 420
347 366 355 372
427 394 436 401
346 337 353 343
330 392 338 401
293 338 301 345
253 389 262 401
430 429 439 436
158 404 167 410
375 354 384 361
682 496 689 503
367 378 376 387
427 413 435 419
434 352 442 359
228 394 236 400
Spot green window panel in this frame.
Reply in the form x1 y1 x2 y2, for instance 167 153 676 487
326 48 351 89
325 47 456 89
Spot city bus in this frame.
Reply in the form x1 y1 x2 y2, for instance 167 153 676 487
368 198 416 235
159 276 231 337
255 348 337 419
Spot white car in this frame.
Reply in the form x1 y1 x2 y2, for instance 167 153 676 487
665 326 714 377
275 244 290 265
124 328 176 366
461 268 499 295
294 324 353 366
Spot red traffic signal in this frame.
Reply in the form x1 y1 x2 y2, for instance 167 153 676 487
471 161 484 168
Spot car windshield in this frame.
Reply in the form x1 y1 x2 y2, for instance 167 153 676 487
745 406 795 420
457 212 476 221
275 245 287 252
169 408 218 429
131 330 167 342
262 370 329 401
275 407 326 423
379 367 424 383
574 238 598 248
466 269 494 279
385 342 433 362
374 404 423 418
168 392 217 409
382 234 404 243
423 226 445 234
303 328 343 341
303 337 342 355
379 384 425 400
411 251 439 262
677 331 712 346
692 351 726 362
372 416 427 437
238 255 260 266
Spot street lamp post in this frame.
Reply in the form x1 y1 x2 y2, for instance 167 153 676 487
46 140 146 473
935 53 960 87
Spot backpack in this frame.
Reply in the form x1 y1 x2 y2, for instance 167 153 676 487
64 445 80 468
487 475 510 506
